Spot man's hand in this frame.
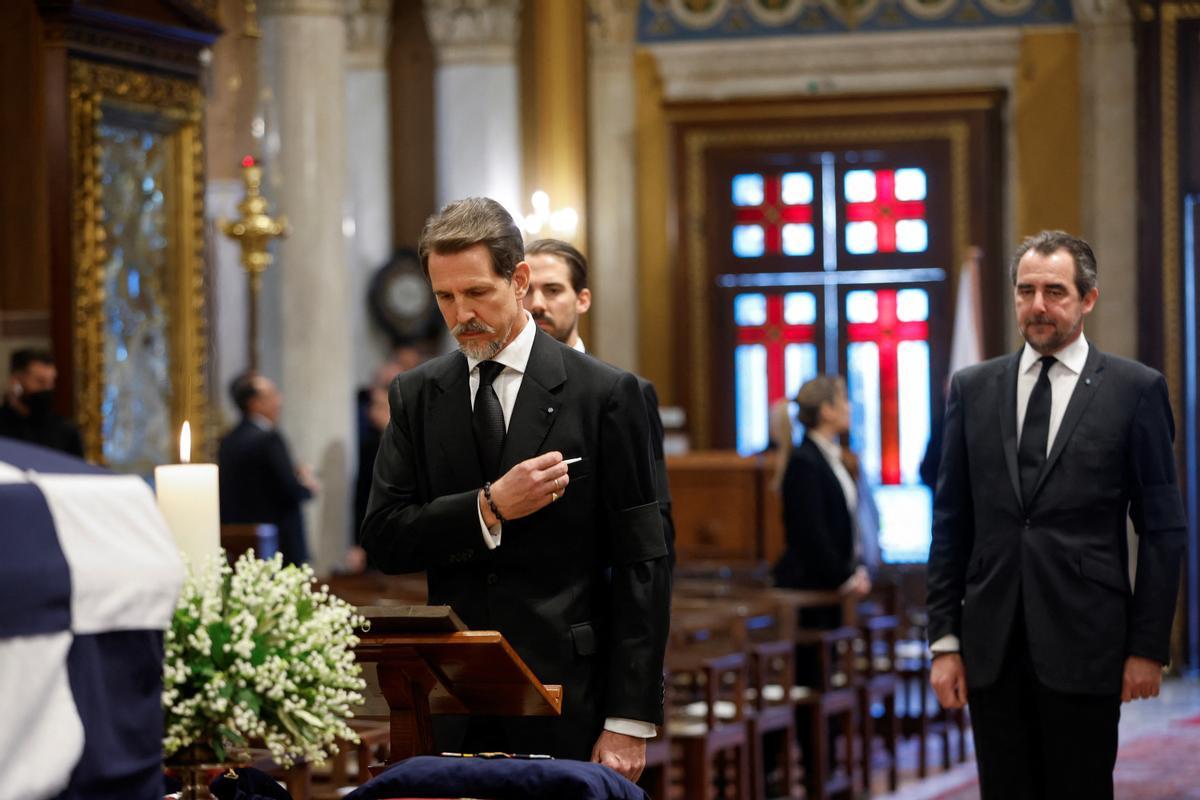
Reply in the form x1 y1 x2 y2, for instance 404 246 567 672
481 451 570 524
930 652 969 709
296 464 321 495
1122 655 1164 703
591 730 645 782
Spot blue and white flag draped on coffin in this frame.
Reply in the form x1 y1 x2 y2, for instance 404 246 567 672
0 437 184 800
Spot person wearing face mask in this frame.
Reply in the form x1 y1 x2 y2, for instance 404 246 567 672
0 349 83 456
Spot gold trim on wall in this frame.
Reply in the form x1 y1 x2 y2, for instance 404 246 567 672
678 121 969 448
1159 3 1200 436
69 60 209 466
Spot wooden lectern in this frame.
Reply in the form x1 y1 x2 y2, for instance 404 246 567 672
355 606 563 763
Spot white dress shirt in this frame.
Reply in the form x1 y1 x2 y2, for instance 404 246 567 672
931 333 1090 657
573 336 586 353
468 316 654 738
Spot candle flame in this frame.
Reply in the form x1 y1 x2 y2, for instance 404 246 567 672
180 421 192 464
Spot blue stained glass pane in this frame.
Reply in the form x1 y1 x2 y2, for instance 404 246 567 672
127 269 140 299
845 290 878 323
844 169 877 203
897 340 932 485
846 221 878 254
781 172 814 205
733 225 765 258
782 223 815 256
847 341 881 484
875 485 933 563
896 219 928 253
894 168 927 201
784 343 819 402
734 293 768 326
735 344 769 455
783 292 817 325
896 288 929 322
732 174 765 206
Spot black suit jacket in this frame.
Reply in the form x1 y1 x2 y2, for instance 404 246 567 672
361 329 671 759
927 347 1186 695
772 436 856 591
218 419 313 565
633 377 676 571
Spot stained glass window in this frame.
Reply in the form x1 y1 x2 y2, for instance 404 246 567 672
98 122 173 474
729 171 816 258
843 167 929 254
734 291 818 454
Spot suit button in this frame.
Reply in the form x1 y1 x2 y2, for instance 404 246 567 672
1024 518 1031 528
486 573 499 586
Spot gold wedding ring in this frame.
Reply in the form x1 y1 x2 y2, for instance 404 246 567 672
551 492 560 502
554 477 562 491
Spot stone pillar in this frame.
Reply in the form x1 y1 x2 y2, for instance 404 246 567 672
345 0 394 386
1075 0 1137 358
586 0 638 370
259 0 353 573
425 0 523 212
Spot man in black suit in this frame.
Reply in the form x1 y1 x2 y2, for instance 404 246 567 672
928 231 1186 798
361 198 670 780
523 237 676 569
0 349 83 457
218 372 318 565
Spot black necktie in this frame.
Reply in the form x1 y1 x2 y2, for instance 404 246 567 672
473 360 506 481
1018 355 1056 505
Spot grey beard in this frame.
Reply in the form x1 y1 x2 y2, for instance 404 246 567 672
459 338 503 360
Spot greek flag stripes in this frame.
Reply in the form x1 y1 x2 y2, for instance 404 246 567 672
0 437 183 800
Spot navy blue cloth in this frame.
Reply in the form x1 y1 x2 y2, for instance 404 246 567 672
343 756 649 800
0 435 108 475
0 481 71 637
209 767 293 800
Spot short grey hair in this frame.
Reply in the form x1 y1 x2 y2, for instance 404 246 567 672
1009 230 1098 298
418 197 524 281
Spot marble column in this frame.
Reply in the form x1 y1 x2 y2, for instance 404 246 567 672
425 0 523 213
259 0 353 573
1075 0 1138 358
345 0 394 386
586 0 638 371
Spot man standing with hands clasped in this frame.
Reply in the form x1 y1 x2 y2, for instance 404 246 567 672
361 198 670 781
927 231 1186 798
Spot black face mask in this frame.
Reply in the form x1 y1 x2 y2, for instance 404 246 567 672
24 390 54 417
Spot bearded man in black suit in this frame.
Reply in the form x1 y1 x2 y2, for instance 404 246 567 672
361 197 670 781
927 230 1186 798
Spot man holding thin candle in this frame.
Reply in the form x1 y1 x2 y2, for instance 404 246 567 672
361 197 670 780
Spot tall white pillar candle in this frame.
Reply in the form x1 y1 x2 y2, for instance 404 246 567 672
154 422 221 571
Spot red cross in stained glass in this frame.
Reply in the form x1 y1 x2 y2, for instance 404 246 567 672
846 290 928 485
737 295 817 403
735 175 814 255
844 170 925 253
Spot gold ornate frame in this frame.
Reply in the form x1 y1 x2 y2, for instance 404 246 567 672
677 120 969 447
69 60 208 466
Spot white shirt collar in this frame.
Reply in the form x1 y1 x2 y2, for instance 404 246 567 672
1019 331 1089 376
573 337 586 353
465 310 537 376
807 428 842 460
248 413 274 431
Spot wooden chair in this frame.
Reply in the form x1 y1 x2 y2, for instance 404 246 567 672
666 608 753 800
220 523 278 563
639 672 673 800
792 625 860 800
857 614 900 794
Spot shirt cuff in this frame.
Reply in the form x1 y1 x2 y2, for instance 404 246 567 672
930 634 961 655
476 493 502 549
604 717 657 738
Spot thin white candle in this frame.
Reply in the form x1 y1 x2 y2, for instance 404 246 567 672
155 421 220 571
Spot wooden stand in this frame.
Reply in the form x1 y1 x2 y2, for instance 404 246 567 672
355 606 562 762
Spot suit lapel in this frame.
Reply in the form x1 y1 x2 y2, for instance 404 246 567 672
997 352 1023 510
1030 346 1105 502
429 353 483 487
499 330 566 474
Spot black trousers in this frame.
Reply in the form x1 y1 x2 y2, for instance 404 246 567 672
968 612 1121 800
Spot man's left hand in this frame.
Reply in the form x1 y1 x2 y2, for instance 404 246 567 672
1122 655 1164 702
591 730 645 782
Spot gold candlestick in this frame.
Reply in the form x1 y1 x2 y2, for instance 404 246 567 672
221 156 287 372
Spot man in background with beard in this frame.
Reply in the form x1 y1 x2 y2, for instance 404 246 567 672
0 349 83 456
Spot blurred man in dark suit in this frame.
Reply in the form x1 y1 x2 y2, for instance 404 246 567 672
218 372 318 565
0 349 83 457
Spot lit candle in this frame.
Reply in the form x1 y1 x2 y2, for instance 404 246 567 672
154 421 221 571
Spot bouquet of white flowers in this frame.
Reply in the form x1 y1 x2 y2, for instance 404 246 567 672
162 551 367 766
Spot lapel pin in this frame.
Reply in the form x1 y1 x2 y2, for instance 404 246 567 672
1085 378 1092 385
546 407 554 414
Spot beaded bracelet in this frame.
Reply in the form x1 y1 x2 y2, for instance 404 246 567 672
482 481 505 524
